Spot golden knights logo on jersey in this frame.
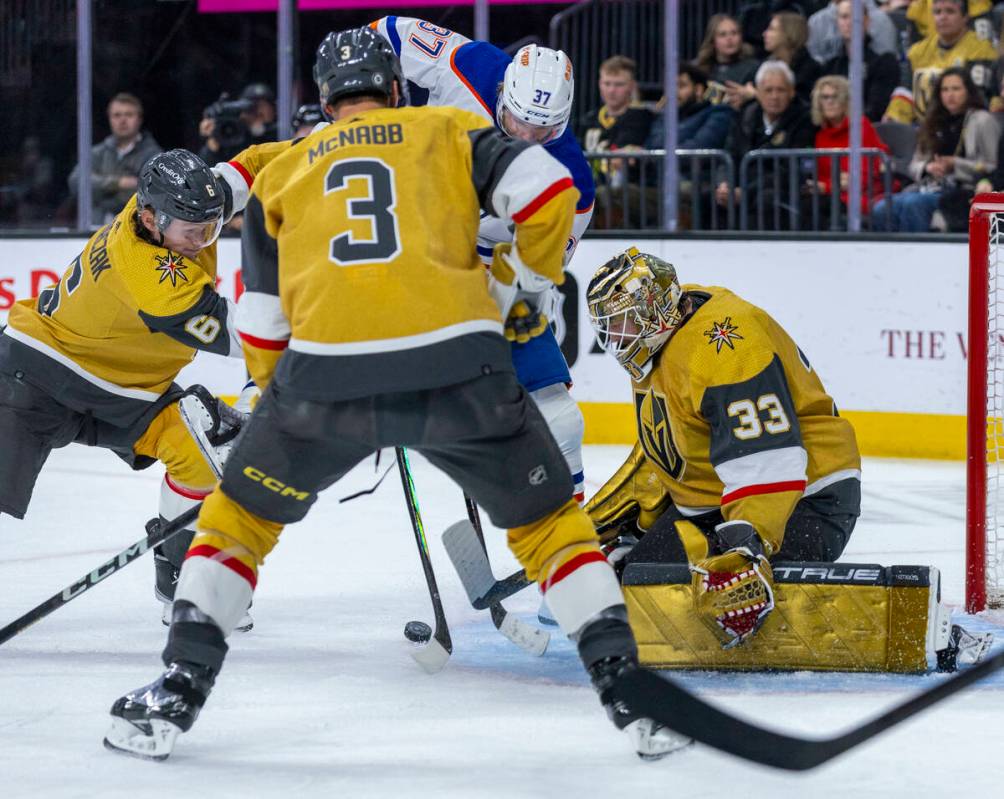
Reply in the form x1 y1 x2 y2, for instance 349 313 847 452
634 388 684 480
154 253 190 287
704 316 743 353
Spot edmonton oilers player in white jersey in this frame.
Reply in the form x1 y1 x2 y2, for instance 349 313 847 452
371 16 593 506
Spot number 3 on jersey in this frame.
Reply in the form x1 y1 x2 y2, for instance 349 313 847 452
325 158 401 266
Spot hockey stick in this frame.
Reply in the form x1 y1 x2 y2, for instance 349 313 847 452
611 650 1004 771
461 495 549 656
396 447 452 674
442 520 534 610
0 505 200 646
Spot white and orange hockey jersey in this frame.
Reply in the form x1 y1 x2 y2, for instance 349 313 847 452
370 15 594 263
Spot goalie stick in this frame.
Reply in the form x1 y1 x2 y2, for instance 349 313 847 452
461 496 549 656
396 448 452 674
610 651 1004 771
0 505 200 646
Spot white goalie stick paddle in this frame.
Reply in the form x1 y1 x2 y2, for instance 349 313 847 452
396 448 452 674
611 650 1004 771
460 496 549 656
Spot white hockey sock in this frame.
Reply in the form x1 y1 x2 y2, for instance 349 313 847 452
529 384 585 502
541 552 626 636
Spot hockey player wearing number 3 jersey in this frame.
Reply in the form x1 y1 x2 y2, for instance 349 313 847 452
103 26 690 763
370 16 593 503
0 143 288 627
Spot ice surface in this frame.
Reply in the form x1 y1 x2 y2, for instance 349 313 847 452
1 446 1002 797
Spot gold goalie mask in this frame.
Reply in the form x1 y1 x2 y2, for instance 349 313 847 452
587 247 683 380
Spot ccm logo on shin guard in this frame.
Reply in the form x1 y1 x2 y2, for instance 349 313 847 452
243 467 310 500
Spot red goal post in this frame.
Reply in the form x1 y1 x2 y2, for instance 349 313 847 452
967 194 1004 612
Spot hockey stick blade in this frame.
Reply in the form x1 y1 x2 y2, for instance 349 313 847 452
442 521 533 609
0 504 200 646
442 520 549 656
612 650 1004 771
411 637 452 674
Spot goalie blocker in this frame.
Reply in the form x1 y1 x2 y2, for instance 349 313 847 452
623 560 991 673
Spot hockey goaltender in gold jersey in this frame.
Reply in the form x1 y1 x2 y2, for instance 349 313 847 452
584 247 990 673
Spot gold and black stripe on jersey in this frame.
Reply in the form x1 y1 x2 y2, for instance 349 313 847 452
633 286 860 554
236 105 577 399
0 140 291 429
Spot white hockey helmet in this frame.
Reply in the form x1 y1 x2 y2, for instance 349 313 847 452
496 45 574 143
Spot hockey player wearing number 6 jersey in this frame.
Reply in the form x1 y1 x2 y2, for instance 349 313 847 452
585 248 861 649
0 143 288 627
103 26 690 763
370 15 593 503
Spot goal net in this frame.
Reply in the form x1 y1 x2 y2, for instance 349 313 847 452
967 194 1004 611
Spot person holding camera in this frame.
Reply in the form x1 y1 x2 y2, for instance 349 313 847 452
68 93 162 225
198 83 278 165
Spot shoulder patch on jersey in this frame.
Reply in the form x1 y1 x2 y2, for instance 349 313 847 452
704 316 743 353
154 253 191 288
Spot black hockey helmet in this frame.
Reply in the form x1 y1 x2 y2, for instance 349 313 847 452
313 26 408 109
137 149 224 246
291 103 324 131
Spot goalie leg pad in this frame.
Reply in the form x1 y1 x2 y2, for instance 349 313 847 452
622 561 975 673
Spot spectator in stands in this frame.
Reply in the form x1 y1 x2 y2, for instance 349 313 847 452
737 0 814 58
67 93 161 226
717 60 816 229
808 75 891 225
726 12 823 107
4 136 57 226
872 66 997 230
240 82 279 143
647 65 735 151
694 14 762 89
906 0 994 41
821 0 901 120
580 55 654 153
807 0 899 64
883 0 996 123
199 82 279 165
291 103 324 138
580 55 655 224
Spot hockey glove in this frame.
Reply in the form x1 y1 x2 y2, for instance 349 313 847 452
177 385 245 478
584 442 672 543
504 300 548 344
678 520 775 649
489 242 553 320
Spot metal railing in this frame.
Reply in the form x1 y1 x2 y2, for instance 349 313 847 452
586 149 734 231
738 148 895 232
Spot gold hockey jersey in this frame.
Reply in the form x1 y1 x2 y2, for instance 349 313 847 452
632 286 860 554
884 31 996 123
237 104 577 398
2 142 289 422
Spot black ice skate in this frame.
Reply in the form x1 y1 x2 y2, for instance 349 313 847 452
589 654 693 760
103 661 216 761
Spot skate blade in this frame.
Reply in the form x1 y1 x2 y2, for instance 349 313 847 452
103 716 180 761
626 719 693 762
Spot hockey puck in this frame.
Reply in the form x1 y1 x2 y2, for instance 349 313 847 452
404 620 432 643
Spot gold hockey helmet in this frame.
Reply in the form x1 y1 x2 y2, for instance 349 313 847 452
587 247 683 380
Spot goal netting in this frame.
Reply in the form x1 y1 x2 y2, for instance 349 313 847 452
967 194 1004 611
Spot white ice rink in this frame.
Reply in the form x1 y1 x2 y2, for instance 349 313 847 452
2 444 1003 798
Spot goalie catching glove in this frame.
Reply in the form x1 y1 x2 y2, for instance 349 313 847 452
677 519 775 649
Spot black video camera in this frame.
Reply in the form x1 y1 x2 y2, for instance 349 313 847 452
203 93 254 150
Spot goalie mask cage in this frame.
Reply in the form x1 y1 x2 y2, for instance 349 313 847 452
967 194 1004 612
